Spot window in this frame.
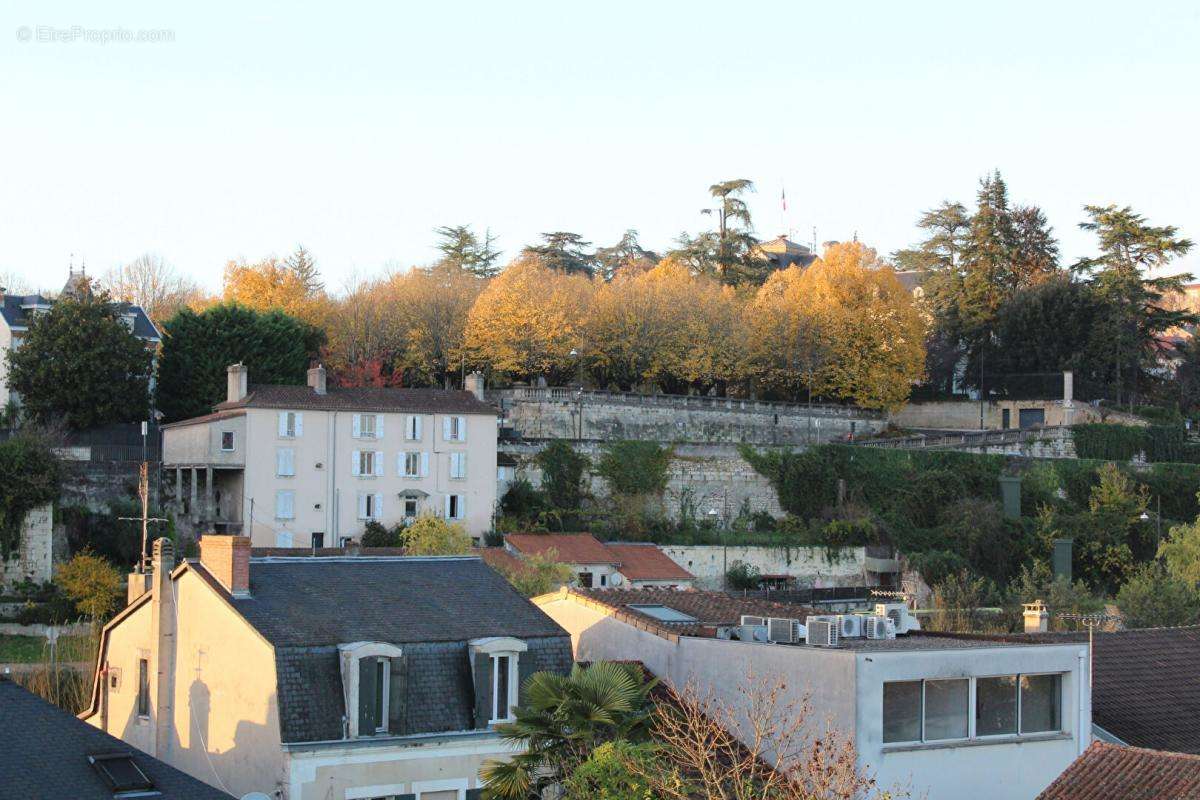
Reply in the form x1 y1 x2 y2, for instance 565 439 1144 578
449 452 467 480
492 655 512 723
340 536 353 547
885 674 1064 746
626 604 698 623
278 411 302 438
275 490 295 520
353 450 383 477
400 451 427 478
220 431 235 451
339 642 404 738
405 414 423 441
354 413 381 439
404 498 418 518
136 658 150 717
276 447 295 477
311 532 324 548
373 658 388 732
88 753 153 794
445 494 464 520
358 492 383 520
443 415 466 442
577 572 593 588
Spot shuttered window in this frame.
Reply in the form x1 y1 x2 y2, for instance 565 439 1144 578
405 415 422 441
276 448 295 477
278 411 302 438
275 490 295 519
445 494 464 520
358 492 383 520
443 415 467 442
400 451 423 478
449 452 467 480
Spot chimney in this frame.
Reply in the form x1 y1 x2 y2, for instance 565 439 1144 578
307 364 327 395
149 537 176 757
127 570 152 605
227 363 248 404
1023 599 1049 634
199 534 251 597
464 371 485 402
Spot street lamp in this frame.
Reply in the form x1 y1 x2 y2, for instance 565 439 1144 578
1139 495 1163 549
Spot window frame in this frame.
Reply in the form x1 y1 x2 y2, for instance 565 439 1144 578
337 641 404 739
279 411 300 439
136 657 150 718
490 653 516 724
446 494 463 520
276 447 296 477
220 431 236 452
359 413 378 439
449 452 467 480
275 489 296 520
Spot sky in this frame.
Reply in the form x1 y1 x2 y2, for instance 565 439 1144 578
1 0 1197 294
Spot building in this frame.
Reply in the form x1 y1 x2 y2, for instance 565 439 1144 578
0 268 160 408
503 533 695 589
0 676 233 800
162 364 499 546
754 235 817 270
1037 741 1200 800
536 587 1091 800
82 535 573 800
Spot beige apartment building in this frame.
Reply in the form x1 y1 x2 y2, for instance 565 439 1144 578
163 365 498 546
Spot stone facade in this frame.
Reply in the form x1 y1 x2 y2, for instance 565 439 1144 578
660 544 867 590
0 503 55 589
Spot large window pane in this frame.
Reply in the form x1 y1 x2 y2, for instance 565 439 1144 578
977 676 1018 736
883 681 922 743
1020 674 1061 733
924 679 969 740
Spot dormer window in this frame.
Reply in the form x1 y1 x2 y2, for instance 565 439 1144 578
470 637 528 728
338 642 407 738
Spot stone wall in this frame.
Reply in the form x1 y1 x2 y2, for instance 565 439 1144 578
0 504 55 589
889 399 1117 431
660 544 867 590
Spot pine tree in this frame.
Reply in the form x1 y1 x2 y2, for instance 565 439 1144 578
433 225 502 278
284 245 323 293
521 232 596 277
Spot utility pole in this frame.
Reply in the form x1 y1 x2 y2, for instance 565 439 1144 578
1058 612 1121 690
119 462 168 572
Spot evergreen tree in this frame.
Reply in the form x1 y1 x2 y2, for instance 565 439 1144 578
433 225 502 278
704 179 768 286
284 245 323 293
593 229 658 281
522 232 595 277
155 303 325 421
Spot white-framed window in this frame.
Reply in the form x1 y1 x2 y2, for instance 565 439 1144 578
443 415 466 442
404 498 418 519
358 492 383 520
405 415 423 441
882 673 1063 745
445 494 464 520
399 451 428 478
353 413 382 439
220 431 236 452
338 642 404 739
276 447 296 477
491 654 515 723
352 450 384 477
449 452 467 480
278 411 302 438
470 637 527 727
275 490 295 520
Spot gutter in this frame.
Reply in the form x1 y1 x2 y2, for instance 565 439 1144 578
282 728 504 753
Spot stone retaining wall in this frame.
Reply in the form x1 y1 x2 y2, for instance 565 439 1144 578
659 544 867 590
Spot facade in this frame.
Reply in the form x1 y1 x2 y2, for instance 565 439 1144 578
0 268 161 407
0 676 233 800
162 364 499 546
503 533 695 589
82 535 573 800
536 587 1091 800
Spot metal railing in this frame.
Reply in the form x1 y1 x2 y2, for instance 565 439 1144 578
491 387 884 420
855 425 1069 450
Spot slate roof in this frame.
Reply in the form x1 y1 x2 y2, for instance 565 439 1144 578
506 533 620 565
0 677 233 800
1037 741 1200 800
0 292 160 340
603 543 695 581
214 384 496 415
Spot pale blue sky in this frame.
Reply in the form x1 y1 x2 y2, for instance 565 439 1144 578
2 0 1197 293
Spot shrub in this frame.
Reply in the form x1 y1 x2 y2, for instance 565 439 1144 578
535 440 590 512
54 550 124 622
361 520 404 547
725 560 761 590
0 431 62 557
400 515 471 555
1116 563 1200 629
595 441 672 496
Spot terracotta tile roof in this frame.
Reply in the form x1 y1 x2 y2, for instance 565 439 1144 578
214 383 496 415
604 543 695 581
1037 742 1200 800
476 547 533 576
568 587 816 638
505 533 620 565
159 409 245 430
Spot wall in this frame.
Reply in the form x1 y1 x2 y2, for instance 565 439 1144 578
855 643 1089 800
660 545 866 590
890 399 1103 431
0 503 54 589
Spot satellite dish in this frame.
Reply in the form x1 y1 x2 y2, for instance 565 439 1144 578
610 573 624 586
241 793 272 800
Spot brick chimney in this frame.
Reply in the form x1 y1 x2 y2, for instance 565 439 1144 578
227 363 248 404
464 371 485 402
200 534 251 597
307 364 327 395
1023 599 1049 633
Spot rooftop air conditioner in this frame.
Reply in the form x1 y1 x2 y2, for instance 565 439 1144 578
864 615 896 640
767 617 798 644
792 620 807 642
736 625 769 643
740 615 766 627
806 618 839 647
875 603 921 635
837 614 864 639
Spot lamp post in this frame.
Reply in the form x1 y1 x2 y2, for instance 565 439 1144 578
1140 495 1163 550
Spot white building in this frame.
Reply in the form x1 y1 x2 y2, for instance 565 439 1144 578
536 588 1091 800
502 533 696 589
162 364 499 546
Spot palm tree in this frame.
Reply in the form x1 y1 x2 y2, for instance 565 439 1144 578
480 661 658 800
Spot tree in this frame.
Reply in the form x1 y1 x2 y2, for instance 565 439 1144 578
103 253 205 324
492 548 575 597
594 230 658 281
595 441 671 496
703 179 768 286
481 662 658 800
535 440 590 513
0 431 61 557
223 256 330 328
434 225 502 278
1116 563 1200 629
399 515 471 555
563 740 661 800
1073 204 1195 405
284 245 323 293
747 266 830 400
1158 515 1200 587
797 242 926 410
522 232 596 277
464 257 593 381
155 303 325 422
55 550 124 623
6 291 153 429
394 264 484 387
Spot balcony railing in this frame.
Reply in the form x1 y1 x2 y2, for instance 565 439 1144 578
490 387 884 420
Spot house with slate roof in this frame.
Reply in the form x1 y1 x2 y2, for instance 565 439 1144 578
80 534 573 800
0 676 234 800
0 267 161 407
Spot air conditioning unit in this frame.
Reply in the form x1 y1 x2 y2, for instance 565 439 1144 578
806 618 839 647
735 625 769 643
740 615 766 627
767 617 799 644
864 615 896 640
837 614 864 638
875 603 921 635
792 620 807 641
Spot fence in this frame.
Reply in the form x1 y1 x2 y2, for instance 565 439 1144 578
730 586 872 605
491 387 884 420
0 422 160 462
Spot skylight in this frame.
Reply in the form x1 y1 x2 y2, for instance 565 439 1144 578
627 604 697 623
87 752 155 796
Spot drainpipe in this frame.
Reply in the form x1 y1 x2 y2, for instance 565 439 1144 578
329 412 338 542
1077 649 1087 754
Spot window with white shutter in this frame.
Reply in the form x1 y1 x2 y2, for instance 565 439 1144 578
373 493 383 519
357 492 378 520
450 452 467 480
406 415 422 441
421 451 430 478
278 411 296 438
443 415 467 442
355 414 378 439
276 448 296 477
445 494 464 520
373 450 384 477
275 490 295 519
354 450 375 477
351 450 361 477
